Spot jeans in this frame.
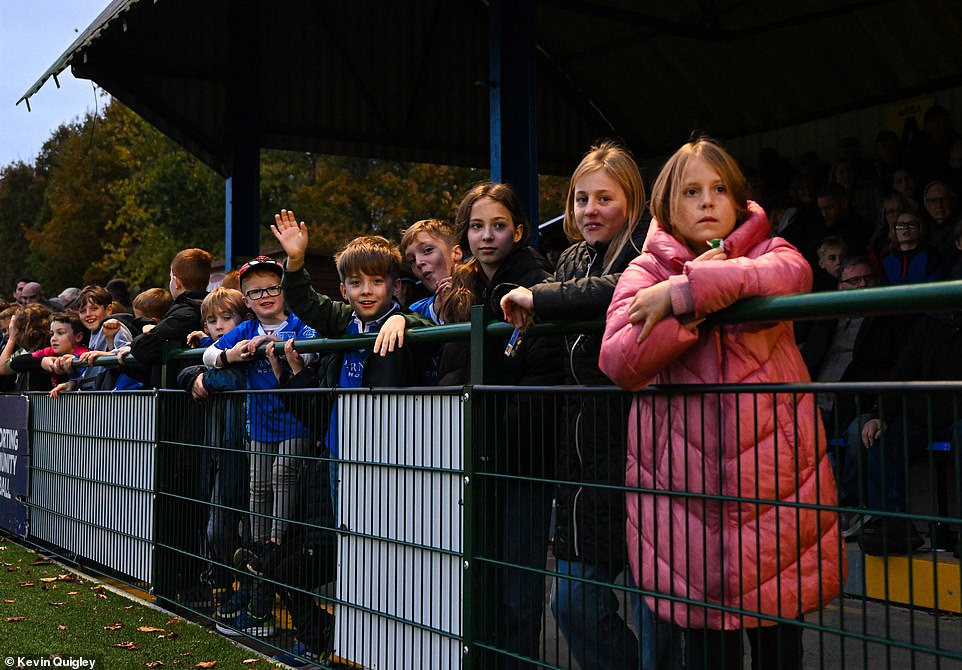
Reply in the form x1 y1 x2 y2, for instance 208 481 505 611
551 560 637 670
630 575 683 670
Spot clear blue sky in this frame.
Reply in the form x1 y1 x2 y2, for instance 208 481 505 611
0 0 110 167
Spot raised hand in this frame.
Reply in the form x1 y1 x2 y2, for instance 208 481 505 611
271 209 309 271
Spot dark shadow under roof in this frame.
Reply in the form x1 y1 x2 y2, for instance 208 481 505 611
20 0 962 176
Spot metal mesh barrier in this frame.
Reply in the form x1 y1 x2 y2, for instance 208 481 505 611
28 391 156 584
10 373 962 668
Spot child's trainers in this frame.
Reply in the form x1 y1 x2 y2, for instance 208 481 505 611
215 609 276 637
214 588 250 619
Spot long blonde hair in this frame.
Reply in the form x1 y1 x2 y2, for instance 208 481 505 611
563 140 646 272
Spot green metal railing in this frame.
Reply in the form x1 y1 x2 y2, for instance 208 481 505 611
8 279 962 669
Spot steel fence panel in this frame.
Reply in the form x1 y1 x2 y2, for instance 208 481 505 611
334 390 465 669
27 391 156 583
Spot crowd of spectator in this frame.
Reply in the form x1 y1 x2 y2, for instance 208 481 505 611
0 103 960 669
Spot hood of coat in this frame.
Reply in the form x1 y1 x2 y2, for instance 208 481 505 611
642 200 771 269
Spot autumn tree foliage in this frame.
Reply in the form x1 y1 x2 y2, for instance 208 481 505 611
0 97 568 298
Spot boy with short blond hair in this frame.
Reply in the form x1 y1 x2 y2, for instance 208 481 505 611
187 287 249 348
132 287 174 324
399 218 463 323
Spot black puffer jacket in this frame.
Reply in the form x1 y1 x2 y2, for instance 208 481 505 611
437 245 564 477
531 227 645 568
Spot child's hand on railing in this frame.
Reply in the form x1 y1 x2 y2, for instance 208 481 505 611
264 339 284 380
283 338 304 375
186 330 207 348
500 287 534 331
79 350 108 367
373 314 408 357
190 372 208 401
628 281 672 343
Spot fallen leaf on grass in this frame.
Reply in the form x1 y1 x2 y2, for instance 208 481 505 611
164 632 178 640
48 602 66 606
113 642 140 650
39 577 57 582
94 593 107 599
67 592 79 596
18 582 34 587
137 626 164 633
58 625 68 630
124 605 134 610
147 663 164 668
7 616 24 622
165 617 181 625
3 599 14 603
92 585 106 594
104 622 124 630
0 545 7 550
242 660 260 665
30 559 52 565
7 566 19 572
195 662 217 668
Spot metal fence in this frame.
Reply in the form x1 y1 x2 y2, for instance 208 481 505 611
4 285 962 669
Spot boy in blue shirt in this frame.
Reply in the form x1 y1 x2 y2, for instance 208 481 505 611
399 218 463 324
203 255 316 637
271 209 432 395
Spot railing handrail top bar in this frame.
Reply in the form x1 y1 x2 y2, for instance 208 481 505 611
72 280 962 369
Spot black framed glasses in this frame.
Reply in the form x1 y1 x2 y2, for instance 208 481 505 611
838 273 875 286
244 285 282 300
894 220 920 230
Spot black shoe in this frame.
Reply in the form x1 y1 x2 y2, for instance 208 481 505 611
246 541 283 576
859 518 925 556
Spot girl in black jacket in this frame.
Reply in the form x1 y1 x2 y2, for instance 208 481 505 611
437 182 563 670
501 142 676 670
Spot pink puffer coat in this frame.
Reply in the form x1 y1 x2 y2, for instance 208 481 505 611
599 202 845 629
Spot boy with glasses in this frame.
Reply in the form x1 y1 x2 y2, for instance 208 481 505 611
204 255 317 637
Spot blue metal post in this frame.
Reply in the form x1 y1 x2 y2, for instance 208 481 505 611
488 0 540 247
224 4 261 269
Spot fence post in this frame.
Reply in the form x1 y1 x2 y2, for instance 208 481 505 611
461 385 476 670
470 305 503 385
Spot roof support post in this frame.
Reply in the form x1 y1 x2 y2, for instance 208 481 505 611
488 0 540 245
224 4 261 269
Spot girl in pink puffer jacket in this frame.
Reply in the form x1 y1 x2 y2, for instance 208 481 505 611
599 137 844 670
